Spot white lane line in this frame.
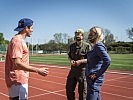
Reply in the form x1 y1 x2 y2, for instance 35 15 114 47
46 74 67 79
0 73 66 86
102 91 133 100
30 64 70 69
28 85 66 98
47 71 68 76
0 92 8 97
104 84 133 90
31 63 133 76
0 70 132 86
0 62 132 75
105 76 129 82
30 77 65 85
1 63 133 76
106 71 133 76
31 72 67 79
111 80 133 84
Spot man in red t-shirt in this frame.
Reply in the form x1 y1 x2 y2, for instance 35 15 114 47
5 18 48 100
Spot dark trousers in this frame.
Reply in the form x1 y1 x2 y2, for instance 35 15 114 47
9 96 27 100
66 74 87 100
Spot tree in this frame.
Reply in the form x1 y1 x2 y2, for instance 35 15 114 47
103 29 115 45
68 37 74 45
126 28 133 41
0 33 9 44
53 33 69 44
83 31 89 42
0 33 4 44
62 33 69 44
0 33 9 52
54 33 62 43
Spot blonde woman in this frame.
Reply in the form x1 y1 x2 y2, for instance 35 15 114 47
86 26 111 100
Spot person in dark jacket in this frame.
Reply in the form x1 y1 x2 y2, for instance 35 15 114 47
86 26 111 100
66 29 91 100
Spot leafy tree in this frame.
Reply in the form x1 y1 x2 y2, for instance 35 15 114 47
103 29 115 45
48 39 56 44
4 40 9 44
0 33 4 44
83 31 89 42
54 33 62 43
0 33 9 52
53 33 69 44
62 33 69 44
0 33 9 44
68 37 74 45
126 28 133 41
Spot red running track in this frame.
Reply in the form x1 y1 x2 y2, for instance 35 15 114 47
0 62 133 100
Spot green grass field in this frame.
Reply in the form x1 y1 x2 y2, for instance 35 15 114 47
109 54 133 71
29 54 133 71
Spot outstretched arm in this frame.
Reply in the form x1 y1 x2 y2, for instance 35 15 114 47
13 58 48 76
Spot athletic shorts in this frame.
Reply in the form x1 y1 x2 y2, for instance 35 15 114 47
8 84 28 99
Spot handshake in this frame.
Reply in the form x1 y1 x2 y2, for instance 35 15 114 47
70 59 87 66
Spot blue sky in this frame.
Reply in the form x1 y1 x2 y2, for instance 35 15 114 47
0 0 133 44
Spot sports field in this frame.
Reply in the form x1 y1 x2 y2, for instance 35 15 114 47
29 54 133 71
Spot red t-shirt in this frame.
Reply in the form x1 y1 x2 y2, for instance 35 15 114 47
5 34 29 88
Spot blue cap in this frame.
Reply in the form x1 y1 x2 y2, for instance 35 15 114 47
14 18 33 31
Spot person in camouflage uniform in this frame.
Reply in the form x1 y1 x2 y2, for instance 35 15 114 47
66 29 91 100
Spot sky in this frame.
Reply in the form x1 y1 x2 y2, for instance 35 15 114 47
0 0 133 44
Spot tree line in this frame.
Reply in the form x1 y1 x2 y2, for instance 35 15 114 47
0 27 133 54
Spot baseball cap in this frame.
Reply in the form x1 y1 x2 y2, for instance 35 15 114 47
75 29 84 33
14 18 33 31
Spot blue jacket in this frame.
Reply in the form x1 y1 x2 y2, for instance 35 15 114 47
86 42 111 84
